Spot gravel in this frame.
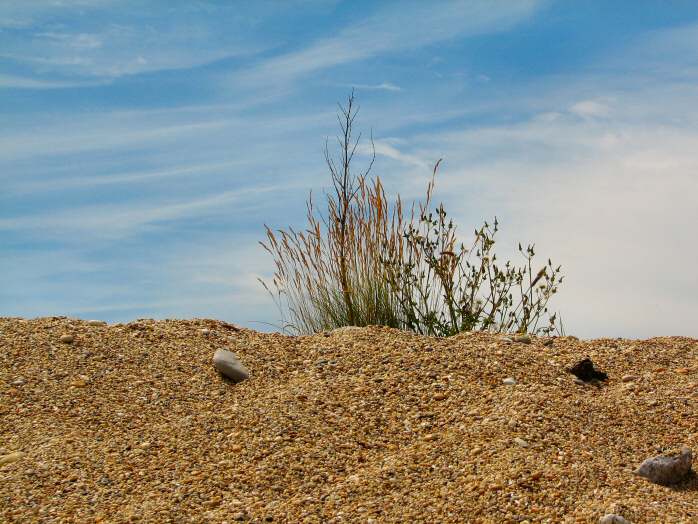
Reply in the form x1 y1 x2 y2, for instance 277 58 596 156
1 317 697 523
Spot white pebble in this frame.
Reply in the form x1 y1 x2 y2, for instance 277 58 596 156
502 377 517 385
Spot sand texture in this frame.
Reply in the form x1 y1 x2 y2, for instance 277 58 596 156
1 317 697 523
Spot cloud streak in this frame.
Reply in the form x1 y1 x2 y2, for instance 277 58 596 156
238 0 542 86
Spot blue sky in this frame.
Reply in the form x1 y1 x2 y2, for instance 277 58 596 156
2 0 697 338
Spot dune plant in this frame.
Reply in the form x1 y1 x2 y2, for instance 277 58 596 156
260 93 564 336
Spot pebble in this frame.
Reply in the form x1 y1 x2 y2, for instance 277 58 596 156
0 451 26 466
11 378 25 386
542 338 554 347
513 437 529 448
573 378 586 386
433 392 447 401
212 349 250 383
634 446 693 485
621 375 638 382
59 334 74 344
200 328 211 335
87 320 106 326
500 337 513 344
513 334 532 344
599 515 631 524
502 377 517 385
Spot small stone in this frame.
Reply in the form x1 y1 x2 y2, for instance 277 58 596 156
502 377 517 386
213 349 250 383
500 337 513 344
599 514 631 524
230 444 243 452
60 334 74 344
433 392 447 401
423 433 438 441
676 368 691 375
71 378 88 388
87 320 106 326
0 451 26 466
513 437 529 448
513 334 532 344
574 378 586 386
11 378 25 386
201 328 211 335
542 338 554 347
621 375 638 383
634 446 693 485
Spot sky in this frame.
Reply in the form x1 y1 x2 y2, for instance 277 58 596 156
1 0 697 339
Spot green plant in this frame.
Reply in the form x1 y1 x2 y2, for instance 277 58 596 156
260 93 564 336
382 167 564 336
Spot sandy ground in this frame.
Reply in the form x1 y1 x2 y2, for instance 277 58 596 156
1 317 696 523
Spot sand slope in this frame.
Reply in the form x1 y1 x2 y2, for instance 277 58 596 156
1 317 696 523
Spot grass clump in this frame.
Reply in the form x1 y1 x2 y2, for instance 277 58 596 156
260 93 564 336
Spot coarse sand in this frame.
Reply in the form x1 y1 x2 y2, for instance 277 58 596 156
1 317 696 523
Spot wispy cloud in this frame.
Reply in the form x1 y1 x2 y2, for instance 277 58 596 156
351 82 403 92
0 3 269 80
0 183 295 237
0 73 107 89
239 0 542 85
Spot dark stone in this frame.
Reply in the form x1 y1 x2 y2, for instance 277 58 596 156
567 357 608 382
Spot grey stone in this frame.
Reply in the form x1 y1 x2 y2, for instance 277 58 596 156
513 334 532 344
59 334 74 344
502 377 517 385
87 320 106 326
634 446 693 485
599 515 631 524
213 349 250 383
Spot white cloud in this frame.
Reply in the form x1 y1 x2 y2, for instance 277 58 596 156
371 140 429 169
0 183 294 237
352 82 403 92
0 4 267 79
0 73 107 89
383 94 698 338
239 0 542 85
569 100 611 119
